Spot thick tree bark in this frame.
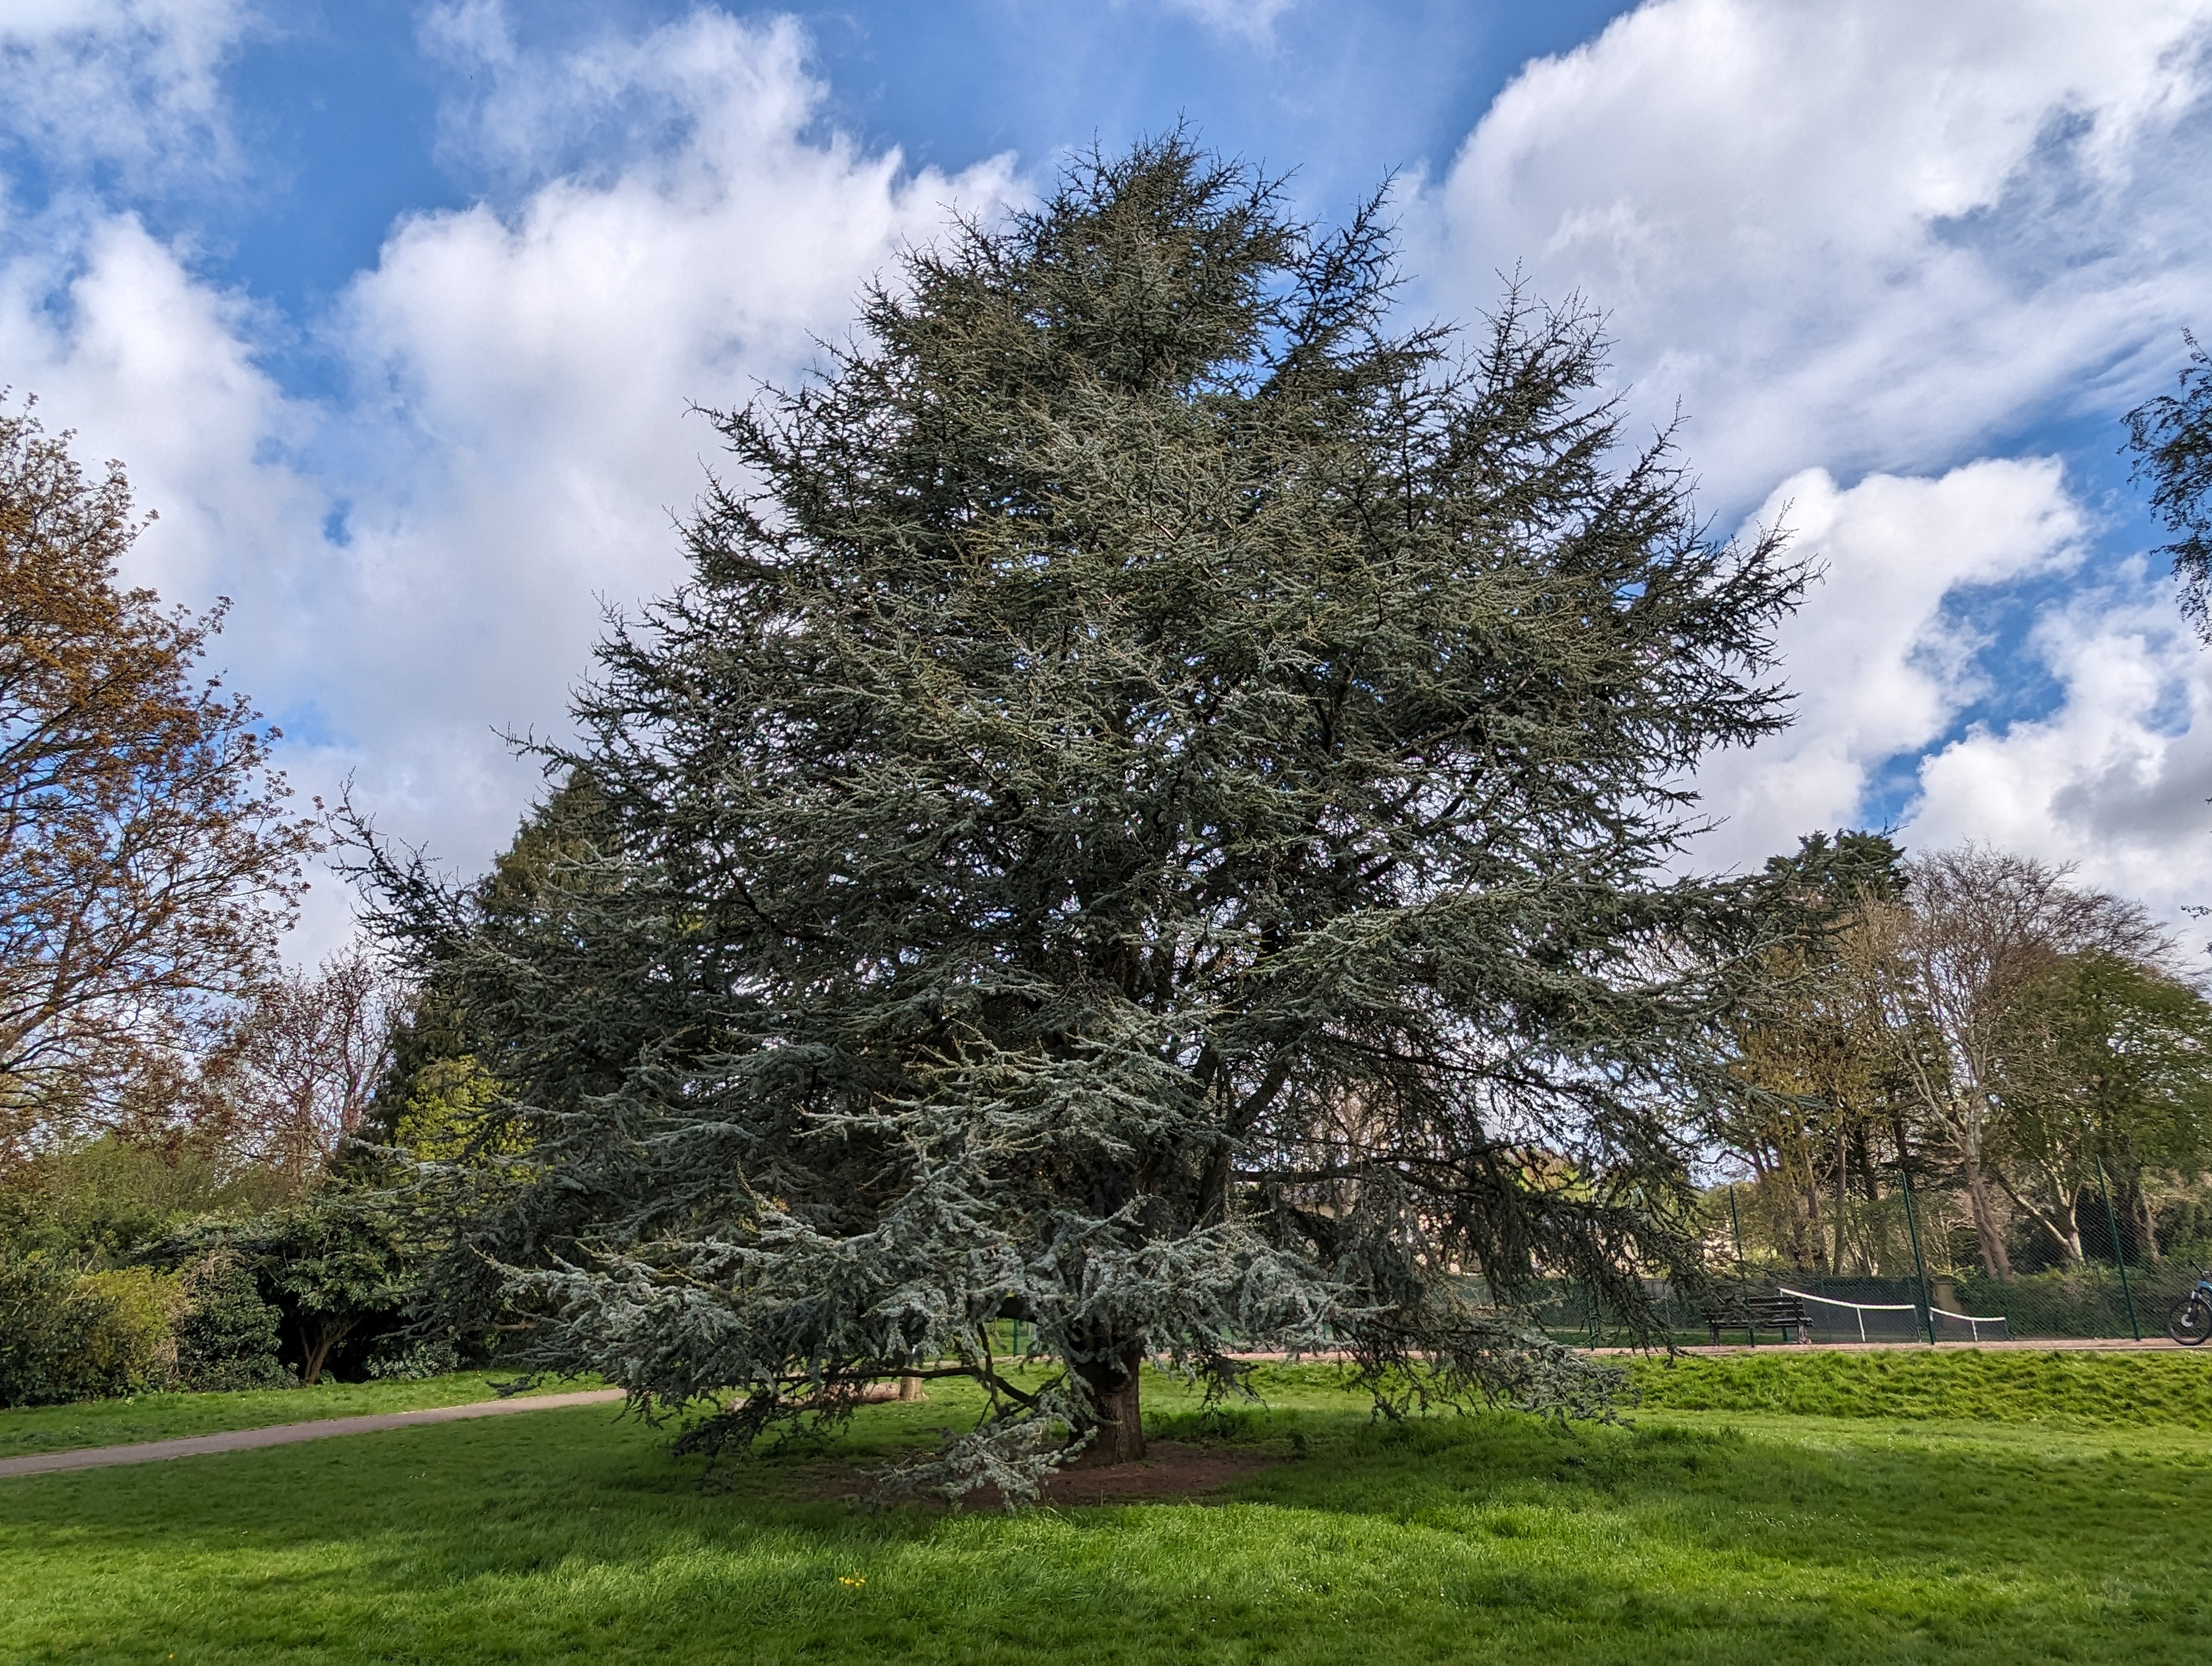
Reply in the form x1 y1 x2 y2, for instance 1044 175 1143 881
896 1372 924 1401
1071 1343 1146 1466
1961 1158 2014 1282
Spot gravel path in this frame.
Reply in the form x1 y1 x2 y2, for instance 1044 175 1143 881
0 1388 628 1480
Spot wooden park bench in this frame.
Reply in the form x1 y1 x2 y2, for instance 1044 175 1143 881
1698 1292 1810 1345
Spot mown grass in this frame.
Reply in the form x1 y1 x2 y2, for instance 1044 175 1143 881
1624 1347 2212 1428
0 1372 590 1459
4 1354 2212 1663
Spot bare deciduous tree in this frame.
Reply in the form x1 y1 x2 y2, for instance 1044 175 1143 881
1876 847 2163 1279
198 949 404 1181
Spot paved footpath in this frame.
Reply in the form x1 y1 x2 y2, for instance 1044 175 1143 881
0 1388 627 1480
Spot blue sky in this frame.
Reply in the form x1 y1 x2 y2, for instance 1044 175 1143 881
6 0 2212 951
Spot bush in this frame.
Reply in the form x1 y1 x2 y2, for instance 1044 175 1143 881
78 1266 185 1389
364 1337 461 1380
175 1252 293 1391
1 1138 294 1264
0 1254 182 1406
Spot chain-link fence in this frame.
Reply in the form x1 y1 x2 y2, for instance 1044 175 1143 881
1527 1168 2212 1345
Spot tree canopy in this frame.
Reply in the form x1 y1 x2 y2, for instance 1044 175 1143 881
377 138 1802 1496
2125 330 2212 638
0 401 318 1163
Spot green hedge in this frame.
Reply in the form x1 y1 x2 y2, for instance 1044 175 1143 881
0 1256 181 1406
1 1250 289 1406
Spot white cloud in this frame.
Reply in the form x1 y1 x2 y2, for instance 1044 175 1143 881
303 7 1020 879
1688 459 2085 867
1413 0 2212 916
0 0 252 182
1904 577 2212 922
11 0 2212 947
0 5 1022 952
0 208 316 598
1424 0 2212 510
0 202 348 942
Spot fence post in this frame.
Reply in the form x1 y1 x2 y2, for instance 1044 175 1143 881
1727 1186 1755 1347
1898 1163 1937 1345
2093 1155 2141 1342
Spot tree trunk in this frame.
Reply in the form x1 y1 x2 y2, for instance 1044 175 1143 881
299 1317 354 1386
1071 1343 1146 1466
2133 1182 2162 1264
1831 1137 1849 1276
1960 1157 2013 1281
896 1372 924 1401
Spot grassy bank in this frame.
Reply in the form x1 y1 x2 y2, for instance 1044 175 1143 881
5 1359 2212 1663
1624 1347 2212 1428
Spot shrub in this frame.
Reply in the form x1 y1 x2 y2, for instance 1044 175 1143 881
364 1337 461 1380
174 1251 293 1391
1 1254 108 1406
76 1266 185 1389
0 1254 182 1406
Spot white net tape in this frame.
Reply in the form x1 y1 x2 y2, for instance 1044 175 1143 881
1777 1286 1927 1343
1927 1305 2010 1343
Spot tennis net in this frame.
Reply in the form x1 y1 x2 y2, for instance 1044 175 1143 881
1778 1285 1927 1344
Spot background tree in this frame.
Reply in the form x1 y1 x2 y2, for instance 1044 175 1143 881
1988 950 2212 1266
195 948 403 1183
1874 848 2163 1280
166 1187 410 1385
2125 331 2212 639
374 139 1799 1494
1715 831 1909 1275
0 400 318 1161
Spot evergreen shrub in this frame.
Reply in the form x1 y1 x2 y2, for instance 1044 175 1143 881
364 1337 462 1380
0 1254 182 1405
175 1252 292 1391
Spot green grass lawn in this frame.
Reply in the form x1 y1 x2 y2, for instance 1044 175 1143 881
1624 1346 2212 1427
4 1355 2210 1663
0 1372 591 1459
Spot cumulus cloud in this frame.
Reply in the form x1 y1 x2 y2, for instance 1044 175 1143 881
1408 0 2212 915
0 0 252 182
0 209 317 598
1 4 1021 950
1904 575 2212 921
1424 0 2212 510
11 0 2212 946
1687 459 2086 867
299 7 1020 875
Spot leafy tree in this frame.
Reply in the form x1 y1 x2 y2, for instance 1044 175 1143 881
1717 831 1909 1273
1875 848 2163 1280
2125 331 2212 639
194 948 403 1182
0 400 319 1161
171 1187 411 1384
373 139 1799 1494
1989 950 2212 1265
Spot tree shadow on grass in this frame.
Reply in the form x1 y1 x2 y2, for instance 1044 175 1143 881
5 1402 2210 1665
